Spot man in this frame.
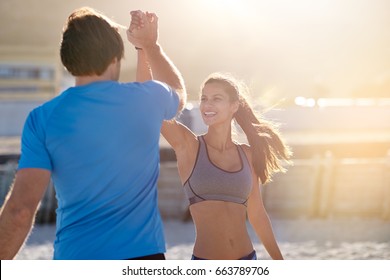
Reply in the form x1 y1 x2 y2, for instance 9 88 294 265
0 7 186 260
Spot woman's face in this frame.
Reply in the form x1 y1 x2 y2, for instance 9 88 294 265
200 82 239 126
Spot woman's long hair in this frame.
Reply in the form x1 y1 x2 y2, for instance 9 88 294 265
202 73 292 184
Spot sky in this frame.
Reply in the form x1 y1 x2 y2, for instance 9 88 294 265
1 0 389 103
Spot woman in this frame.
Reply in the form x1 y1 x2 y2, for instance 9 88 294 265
131 12 291 260
163 74 291 260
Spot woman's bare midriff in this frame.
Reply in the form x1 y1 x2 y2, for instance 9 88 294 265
189 200 254 260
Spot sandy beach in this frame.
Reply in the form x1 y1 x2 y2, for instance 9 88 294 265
15 218 390 260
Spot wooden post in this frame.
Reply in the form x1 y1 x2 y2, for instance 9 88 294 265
382 150 390 220
37 180 57 224
309 154 322 218
317 151 335 218
0 161 17 207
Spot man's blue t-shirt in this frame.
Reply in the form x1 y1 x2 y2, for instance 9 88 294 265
18 80 179 259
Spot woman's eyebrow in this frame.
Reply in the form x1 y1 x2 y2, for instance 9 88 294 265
202 93 225 98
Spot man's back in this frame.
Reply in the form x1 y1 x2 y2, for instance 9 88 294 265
19 80 178 259
0 7 185 261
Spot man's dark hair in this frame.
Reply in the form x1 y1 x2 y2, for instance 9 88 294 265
60 7 124 76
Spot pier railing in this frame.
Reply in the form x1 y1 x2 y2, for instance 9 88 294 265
1 152 390 223
156 153 390 220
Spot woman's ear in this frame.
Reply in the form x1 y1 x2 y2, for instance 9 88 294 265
232 100 240 114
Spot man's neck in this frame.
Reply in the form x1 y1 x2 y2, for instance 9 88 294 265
74 59 120 86
75 75 111 86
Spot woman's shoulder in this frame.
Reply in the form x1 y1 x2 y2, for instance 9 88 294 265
234 140 250 151
162 120 199 153
235 142 252 161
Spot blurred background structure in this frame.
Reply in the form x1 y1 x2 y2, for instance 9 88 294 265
0 0 390 259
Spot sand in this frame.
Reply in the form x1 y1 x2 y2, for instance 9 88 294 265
15 218 390 260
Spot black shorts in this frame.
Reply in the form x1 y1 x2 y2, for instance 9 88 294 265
127 253 166 260
192 250 257 260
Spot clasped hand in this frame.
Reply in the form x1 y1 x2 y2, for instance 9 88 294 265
127 10 158 50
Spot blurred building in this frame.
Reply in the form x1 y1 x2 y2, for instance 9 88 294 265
0 46 62 136
1 1 390 221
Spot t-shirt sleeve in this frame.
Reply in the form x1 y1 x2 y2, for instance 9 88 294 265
18 109 52 171
144 80 180 120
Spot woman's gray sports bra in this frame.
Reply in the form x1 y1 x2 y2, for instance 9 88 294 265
183 136 253 206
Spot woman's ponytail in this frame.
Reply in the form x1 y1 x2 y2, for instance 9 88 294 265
234 96 291 184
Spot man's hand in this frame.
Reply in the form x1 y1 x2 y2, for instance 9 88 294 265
127 10 158 50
